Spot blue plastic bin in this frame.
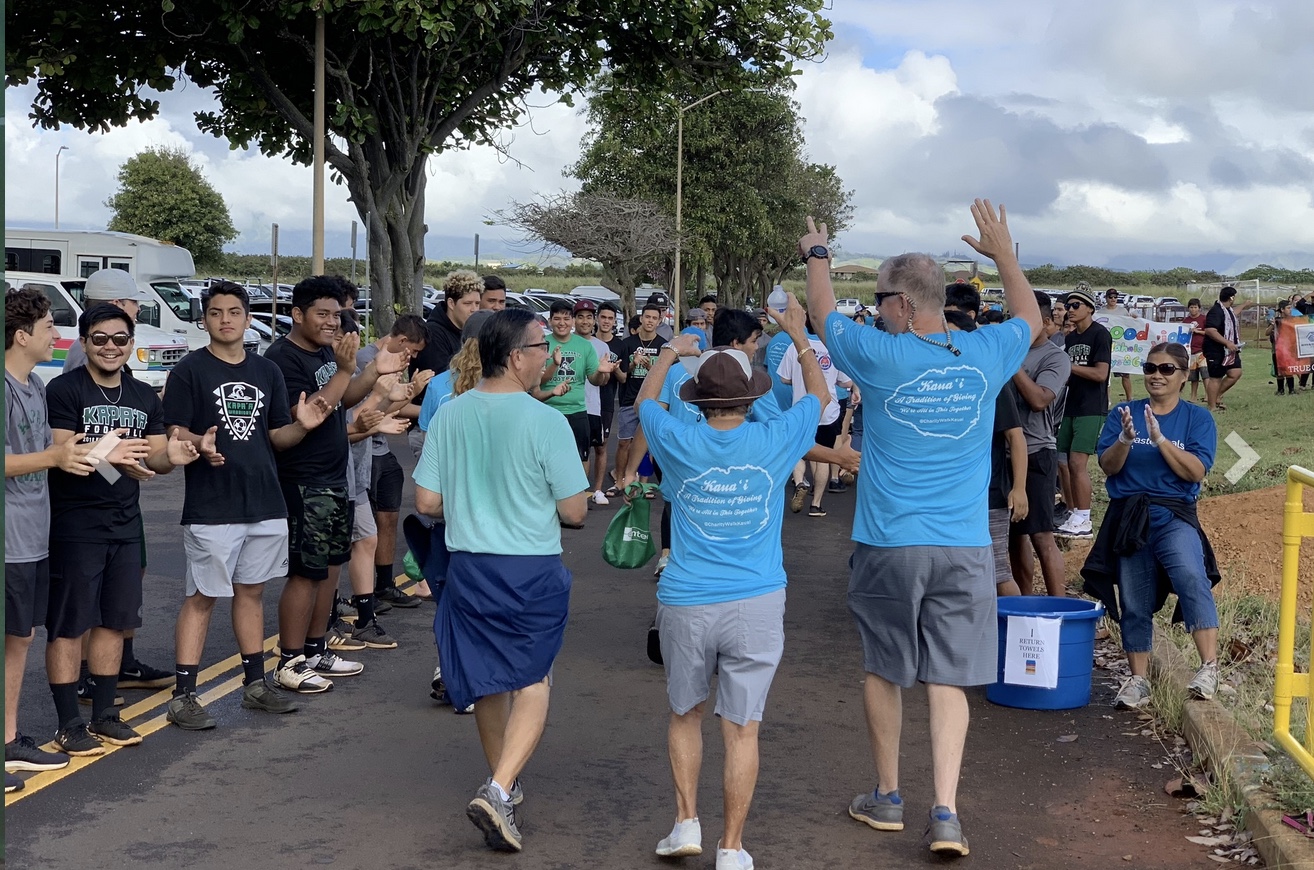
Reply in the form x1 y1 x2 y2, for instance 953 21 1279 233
986 596 1105 710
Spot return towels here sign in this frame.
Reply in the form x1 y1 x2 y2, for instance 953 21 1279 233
1002 615 1062 689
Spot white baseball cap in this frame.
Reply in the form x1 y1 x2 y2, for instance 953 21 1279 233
84 269 152 302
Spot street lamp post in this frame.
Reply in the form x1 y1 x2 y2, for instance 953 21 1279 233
55 146 69 228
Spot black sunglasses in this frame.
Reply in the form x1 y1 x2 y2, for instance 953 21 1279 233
89 332 132 347
1065 301 1087 310
875 291 902 304
1142 362 1184 375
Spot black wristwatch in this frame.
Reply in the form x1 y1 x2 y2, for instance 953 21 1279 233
802 245 829 263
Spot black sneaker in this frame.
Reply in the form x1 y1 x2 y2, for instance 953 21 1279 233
5 733 70 772
6 772 23 793
241 677 299 714
88 712 143 747
76 676 124 707
118 659 174 689
166 692 217 731
53 720 104 757
647 620 664 666
376 586 421 609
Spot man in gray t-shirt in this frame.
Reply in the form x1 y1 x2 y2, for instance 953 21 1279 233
5 288 98 780
1007 291 1072 597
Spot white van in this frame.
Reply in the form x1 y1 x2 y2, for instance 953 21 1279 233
4 228 258 353
3 271 189 391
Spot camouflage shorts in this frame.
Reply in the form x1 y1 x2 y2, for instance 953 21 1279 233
281 483 351 581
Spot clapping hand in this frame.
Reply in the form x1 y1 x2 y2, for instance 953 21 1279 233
54 435 99 476
1143 405 1163 445
374 346 410 375
371 414 410 436
166 431 201 467
293 391 333 431
550 382 571 397
200 425 225 467
961 199 1015 263
1118 405 1138 443
332 331 361 371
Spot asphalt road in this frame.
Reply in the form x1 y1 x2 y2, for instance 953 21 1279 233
6 438 1210 869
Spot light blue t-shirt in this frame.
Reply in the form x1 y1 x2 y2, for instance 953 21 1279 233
656 364 783 425
824 311 1030 548
1097 399 1216 501
417 370 455 432
679 326 709 351
638 394 821 606
763 331 795 412
414 390 589 555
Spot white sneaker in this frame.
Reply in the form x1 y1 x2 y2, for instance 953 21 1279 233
655 818 702 857
716 843 754 870
1115 675 1152 709
1055 516 1093 538
1188 660 1219 700
305 651 364 677
593 490 610 506
274 654 333 694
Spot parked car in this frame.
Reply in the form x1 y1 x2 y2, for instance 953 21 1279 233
836 298 861 317
1125 294 1156 312
1154 296 1180 308
1157 303 1189 322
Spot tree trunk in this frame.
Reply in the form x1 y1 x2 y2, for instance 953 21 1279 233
350 164 427 336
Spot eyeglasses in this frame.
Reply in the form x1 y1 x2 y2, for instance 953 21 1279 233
89 332 132 347
875 291 902 304
1142 363 1184 375
1065 301 1087 310
518 341 549 351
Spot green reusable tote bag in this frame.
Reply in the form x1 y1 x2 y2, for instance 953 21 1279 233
602 483 659 569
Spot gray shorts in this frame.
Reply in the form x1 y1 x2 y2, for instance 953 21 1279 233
351 501 377 543
617 404 640 441
184 519 290 598
988 508 1011 586
656 589 785 726
848 544 997 688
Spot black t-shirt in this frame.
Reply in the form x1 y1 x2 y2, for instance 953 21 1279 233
617 333 667 408
1202 302 1236 357
990 383 1023 510
599 334 624 416
46 366 166 542
163 348 294 524
264 337 348 487
1064 322 1112 419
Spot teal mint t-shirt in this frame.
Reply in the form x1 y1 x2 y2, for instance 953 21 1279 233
1097 399 1216 501
656 364 783 425
824 311 1030 548
414 390 589 554
638 394 820 606
544 333 599 417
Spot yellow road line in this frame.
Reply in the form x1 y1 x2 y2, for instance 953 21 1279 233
6 575 421 806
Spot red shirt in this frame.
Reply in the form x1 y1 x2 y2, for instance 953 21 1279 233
1184 314 1206 353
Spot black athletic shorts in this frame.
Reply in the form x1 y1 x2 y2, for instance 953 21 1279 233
1009 448 1057 537
588 414 608 448
815 418 843 449
368 450 405 513
565 411 590 462
282 482 352 581
1204 352 1242 380
47 541 143 638
5 559 50 637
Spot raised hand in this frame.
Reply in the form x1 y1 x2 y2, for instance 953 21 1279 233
371 414 410 435
596 357 617 374
408 369 436 398
551 346 563 368
354 407 386 434
166 431 201 466
372 372 407 402
1118 405 1138 442
1143 405 1163 444
54 435 99 476
293 391 333 431
765 292 807 339
666 333 702 358
374 346 410 375
333 331 361 370
550 382 571 397
961 199 1015 263
798 215 830 257
200 425 225 467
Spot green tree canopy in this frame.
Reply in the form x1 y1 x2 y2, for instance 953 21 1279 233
570 78 852 309
8 0 831 331
104 146 236 265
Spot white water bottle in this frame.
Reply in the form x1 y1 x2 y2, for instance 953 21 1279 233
768 285 788 313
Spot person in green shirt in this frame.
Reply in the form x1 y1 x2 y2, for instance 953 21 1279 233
533 299 616 470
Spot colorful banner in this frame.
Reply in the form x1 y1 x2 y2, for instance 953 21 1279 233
1276 314 1314 376
1091 313 1194 374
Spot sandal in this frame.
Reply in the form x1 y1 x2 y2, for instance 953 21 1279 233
604 486 620 498
808 505 827 517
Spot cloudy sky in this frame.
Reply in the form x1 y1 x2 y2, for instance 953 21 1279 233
6 0 1313 271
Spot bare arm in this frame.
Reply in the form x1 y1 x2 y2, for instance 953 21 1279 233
961 199 1042 343
798 217 837 325
415 485 443 519
1070 362 1110 383
1012 369 1056 412
1006 428 1029 521
5 436 98 477
557 493 588 528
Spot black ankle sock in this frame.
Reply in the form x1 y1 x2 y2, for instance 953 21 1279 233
79 660 90 680
50 682 80 726
374 564 395 593
240 652 264 686
174 663 199 697
351 594 376 626
122 635 135 666
303 636 327 659
88 673 119 720
278 647 300 668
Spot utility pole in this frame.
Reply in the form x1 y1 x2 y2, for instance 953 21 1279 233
270 223 280 328
350 220 358 284
55 146 69 228
311 12 326 273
